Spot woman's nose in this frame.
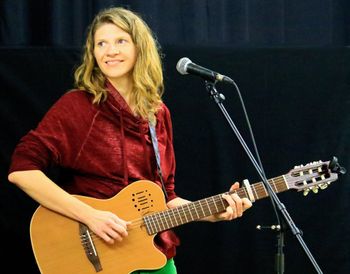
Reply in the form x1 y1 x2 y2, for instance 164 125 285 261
107 44 120 55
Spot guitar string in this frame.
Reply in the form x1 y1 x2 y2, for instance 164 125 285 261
140 177 289 233
87 177 287 239
80 168 317 266
82 177 288 242
80 168 324 245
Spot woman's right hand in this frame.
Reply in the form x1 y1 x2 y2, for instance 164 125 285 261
8 170 131 245
85 209 131 244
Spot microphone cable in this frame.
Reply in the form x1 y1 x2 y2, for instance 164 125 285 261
229 79 282 227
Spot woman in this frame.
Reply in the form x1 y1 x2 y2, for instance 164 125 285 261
8 7 252 273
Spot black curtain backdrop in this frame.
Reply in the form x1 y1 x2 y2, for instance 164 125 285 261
1 1 350 274
1 47 349 274
1 0 350 48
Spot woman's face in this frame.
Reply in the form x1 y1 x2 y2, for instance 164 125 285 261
93 23 137 86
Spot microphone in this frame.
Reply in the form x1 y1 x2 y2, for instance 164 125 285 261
176 57 234 84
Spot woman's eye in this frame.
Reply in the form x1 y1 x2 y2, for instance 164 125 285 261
118 39 127 44
97 41 106 47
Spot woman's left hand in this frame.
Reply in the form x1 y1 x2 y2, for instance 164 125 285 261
212 182 252 221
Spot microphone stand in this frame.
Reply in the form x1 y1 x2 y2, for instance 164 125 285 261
204 80 323 274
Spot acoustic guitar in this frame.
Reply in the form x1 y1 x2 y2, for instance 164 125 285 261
30 157 344 273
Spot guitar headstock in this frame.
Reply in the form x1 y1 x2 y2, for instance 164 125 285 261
285 156 346 196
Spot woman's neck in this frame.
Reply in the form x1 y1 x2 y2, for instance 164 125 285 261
108 77 136 113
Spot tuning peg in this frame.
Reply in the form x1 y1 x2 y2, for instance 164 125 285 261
303 189 310 196
312 186 319 194
319 183 329 190
306 161 321 166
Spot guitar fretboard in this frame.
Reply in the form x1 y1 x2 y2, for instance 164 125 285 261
143 175 288 235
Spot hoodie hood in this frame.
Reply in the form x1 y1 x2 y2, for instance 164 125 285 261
104 80 153 184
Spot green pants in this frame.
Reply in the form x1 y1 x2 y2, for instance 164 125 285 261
131 259 177 274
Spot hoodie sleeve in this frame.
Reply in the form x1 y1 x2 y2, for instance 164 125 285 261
8 90 97 174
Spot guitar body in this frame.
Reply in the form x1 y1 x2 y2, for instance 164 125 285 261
30 180 167 274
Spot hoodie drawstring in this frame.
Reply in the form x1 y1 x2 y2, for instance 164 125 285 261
119 111 129 184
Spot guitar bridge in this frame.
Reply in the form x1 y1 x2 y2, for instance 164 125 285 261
79 223 102 272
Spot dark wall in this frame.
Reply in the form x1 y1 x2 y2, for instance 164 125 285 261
1 0 350 47
1 1 350 273
1 47 349 273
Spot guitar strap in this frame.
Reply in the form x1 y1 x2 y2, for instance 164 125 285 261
149 122 169 201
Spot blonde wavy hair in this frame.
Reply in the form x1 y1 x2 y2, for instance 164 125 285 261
74 7 164 123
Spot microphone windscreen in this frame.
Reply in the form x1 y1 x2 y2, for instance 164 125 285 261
176 57 191 75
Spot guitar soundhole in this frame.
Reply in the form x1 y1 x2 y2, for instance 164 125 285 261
132 190 154 212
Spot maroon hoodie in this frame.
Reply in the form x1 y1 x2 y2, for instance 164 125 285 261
9 81 180 259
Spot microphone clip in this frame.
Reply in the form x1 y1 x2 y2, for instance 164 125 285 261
205 81 226 104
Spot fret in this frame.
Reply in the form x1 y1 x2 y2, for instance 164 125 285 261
151 213 159 232
270 178 277 192
252 184 259 198
211 196 219 212
282 175 288 190
156 213 166 232
191 202 200 219
205 198 213 215
143 216 152 234
261 183 268 197
176 207 184 225
187 203 195 221
156 213 165 231
252 185 258 200
150 214 158 233
146 215 156 235
161 211 169 230
181 205 189 223
242 187 248 199
167 210 178 227
219 194 226 210
165 210 173 228
274 177 281 193
197 200 206 219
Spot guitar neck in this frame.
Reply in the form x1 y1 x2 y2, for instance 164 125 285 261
144 175 288 235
